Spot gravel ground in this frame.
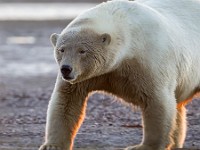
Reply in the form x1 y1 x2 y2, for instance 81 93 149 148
0 21 200 150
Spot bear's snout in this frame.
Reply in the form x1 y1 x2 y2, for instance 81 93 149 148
60 65 73 80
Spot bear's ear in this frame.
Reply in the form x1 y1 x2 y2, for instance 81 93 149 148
50 33 59 47
100 33 111 46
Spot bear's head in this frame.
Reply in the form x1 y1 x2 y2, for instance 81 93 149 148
50 28 118 84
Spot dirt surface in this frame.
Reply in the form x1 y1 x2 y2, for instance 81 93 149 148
0 21 200 150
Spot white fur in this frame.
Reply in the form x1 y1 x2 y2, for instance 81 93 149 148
65 0 200 97
92 0 200 102
40 0 200 150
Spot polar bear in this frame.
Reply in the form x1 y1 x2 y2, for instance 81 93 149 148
39 0 200 150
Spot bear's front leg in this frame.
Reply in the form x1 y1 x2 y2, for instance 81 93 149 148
125 89 177 150
39 76 88 150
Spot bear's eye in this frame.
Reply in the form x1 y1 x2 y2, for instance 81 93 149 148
59 48 65 53
79 49 86 54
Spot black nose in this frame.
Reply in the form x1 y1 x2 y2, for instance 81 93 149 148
61 65 72 77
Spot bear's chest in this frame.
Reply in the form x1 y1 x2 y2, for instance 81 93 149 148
107 71 154 106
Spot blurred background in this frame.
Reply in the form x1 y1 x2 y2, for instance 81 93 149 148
0 1 199 150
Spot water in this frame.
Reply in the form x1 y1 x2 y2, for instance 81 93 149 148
0 3 97 21
0 3 98 77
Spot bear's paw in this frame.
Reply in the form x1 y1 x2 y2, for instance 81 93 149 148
39 144 62 150
124 144 157 150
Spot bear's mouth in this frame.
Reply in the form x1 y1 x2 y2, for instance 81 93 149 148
62 75 74 81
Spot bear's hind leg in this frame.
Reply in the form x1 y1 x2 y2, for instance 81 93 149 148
171 105 187 148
